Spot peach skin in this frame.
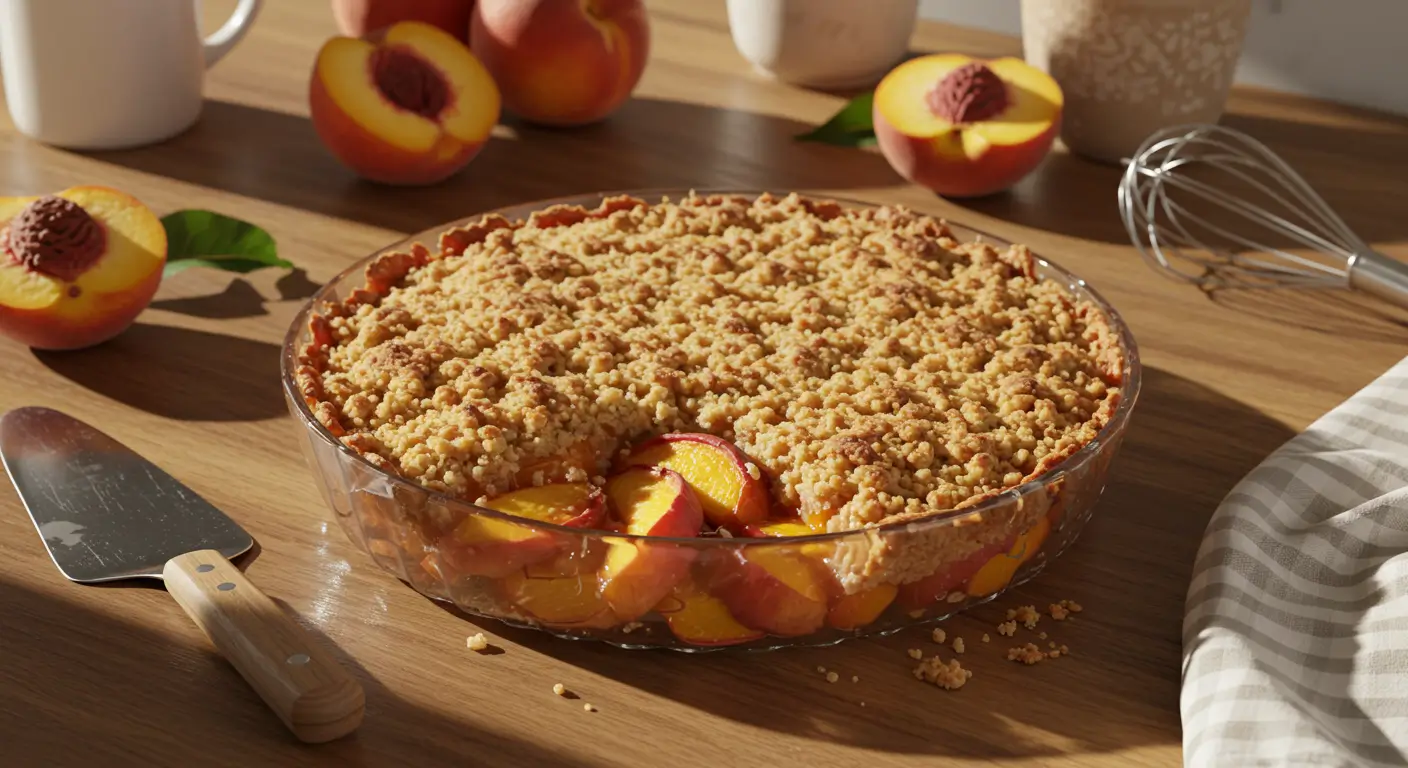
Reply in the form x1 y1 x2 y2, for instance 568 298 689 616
627 433 770 531
439 482 604 578
709 547 829 637
873 54 1063 198
655 583 763 647
470 0 649 126
896 537 1010 611
599 467 703 621
0 186 166 351
331 0 476 44
310 20 500 185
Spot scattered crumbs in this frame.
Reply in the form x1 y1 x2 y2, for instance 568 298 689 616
1049 603 1070 621
932 627 947 644
1049 649 1062 658
1005 609 1017 621
583 703 596 712
909 609 927 619
826 671 840 683
982 633 990 643
946 591 966 604
952 637 966 654
1048 641 1057 649
908 648 924 660
466 633 489 651
1060 644 1070 655
851 675 859 683
1014 605 1040 629
817 666 827 674
997 620 1017 637
1066 600 1084 613
1039 631 1048 640
621 621 645 634
913 655 973 690
1007 643 1046 665
552 683 567 696
745 462 762 480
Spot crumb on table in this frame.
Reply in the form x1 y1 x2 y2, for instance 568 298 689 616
1013 605 1040 629
552 683 567 696
932 627 946 644
908 648 924 660
1049 602 1070 621
913 655 973 690
466 632 489 651
997 620 1017 637
826 671 839 683
1007 643 1047 665
952 637 965 654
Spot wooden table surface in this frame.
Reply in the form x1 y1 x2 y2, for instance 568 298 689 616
3 2 1406 766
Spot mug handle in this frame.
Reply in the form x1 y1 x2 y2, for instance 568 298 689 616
204 0 265 68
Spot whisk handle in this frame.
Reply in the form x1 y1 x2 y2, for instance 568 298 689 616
1348 252 1408 311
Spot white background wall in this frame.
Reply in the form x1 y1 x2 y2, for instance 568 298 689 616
918 0 1408 116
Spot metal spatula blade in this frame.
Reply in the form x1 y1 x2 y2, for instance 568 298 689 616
0 406 364 744
0 406 252 583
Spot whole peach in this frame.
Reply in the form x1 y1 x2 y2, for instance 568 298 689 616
331 0 476 43
470 0 650 126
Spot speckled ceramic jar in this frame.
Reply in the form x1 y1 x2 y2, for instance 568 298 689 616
1020 0 1254 164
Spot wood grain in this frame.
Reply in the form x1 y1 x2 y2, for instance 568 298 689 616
0 1 1405 766
163 550 365 743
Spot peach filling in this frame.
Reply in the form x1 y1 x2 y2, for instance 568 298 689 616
430 431 1053 641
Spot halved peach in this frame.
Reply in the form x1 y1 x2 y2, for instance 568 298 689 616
655 583 763 647
439 482 604 578
0 186 166 351
627 433 770 531
873 54 1062 198
827 583 899 631
498 571 616 628
707 547 829 637
967 516 1051 597
470 0 649 126
896 537 1011 611
599 467 703 621
310 20 500 185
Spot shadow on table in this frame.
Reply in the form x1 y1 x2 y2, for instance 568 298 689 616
76 96 902 236
950 92 1408 249
427 365 1296 759
0 578 593 768
1203 283 1408 344
149 268 324 321
32 322 286 422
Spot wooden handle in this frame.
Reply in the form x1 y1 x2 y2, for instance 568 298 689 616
163 550 365 743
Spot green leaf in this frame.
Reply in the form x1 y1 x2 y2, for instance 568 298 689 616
160 209 291 278
795 91 877 148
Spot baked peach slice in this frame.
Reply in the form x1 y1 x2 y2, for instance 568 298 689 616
470 0 649 126
498 571 617 629
439 482 604 578
310 20 500 185
626 433 770 532
655 582 763 647
827 583 899 631
966 516 1051 597
0 186 166 351
896 537 1011 611
874 54 1062 198
708 546 829 637
599 467 703 621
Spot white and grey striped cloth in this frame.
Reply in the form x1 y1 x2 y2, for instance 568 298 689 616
1183 357 1408 767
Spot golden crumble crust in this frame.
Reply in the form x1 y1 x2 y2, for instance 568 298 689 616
295 191 1124 536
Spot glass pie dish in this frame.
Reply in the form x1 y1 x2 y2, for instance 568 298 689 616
279 190 1142 651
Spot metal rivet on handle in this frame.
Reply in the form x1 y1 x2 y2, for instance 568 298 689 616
196 564 214 573
217 582 236 591
286 653 310 666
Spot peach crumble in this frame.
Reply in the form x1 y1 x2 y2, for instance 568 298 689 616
292 191 1127 645
296 191 1122 531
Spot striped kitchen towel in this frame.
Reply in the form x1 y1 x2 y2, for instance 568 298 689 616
1183 357 1408 767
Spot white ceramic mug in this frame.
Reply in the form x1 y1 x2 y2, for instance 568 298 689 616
0 0 263 150
727 0 918 89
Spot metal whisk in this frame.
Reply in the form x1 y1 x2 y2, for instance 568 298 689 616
1117 123 1408 309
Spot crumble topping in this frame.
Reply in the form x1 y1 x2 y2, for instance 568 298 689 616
296 191 1123 533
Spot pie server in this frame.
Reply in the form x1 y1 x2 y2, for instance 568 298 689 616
0 406 364 743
